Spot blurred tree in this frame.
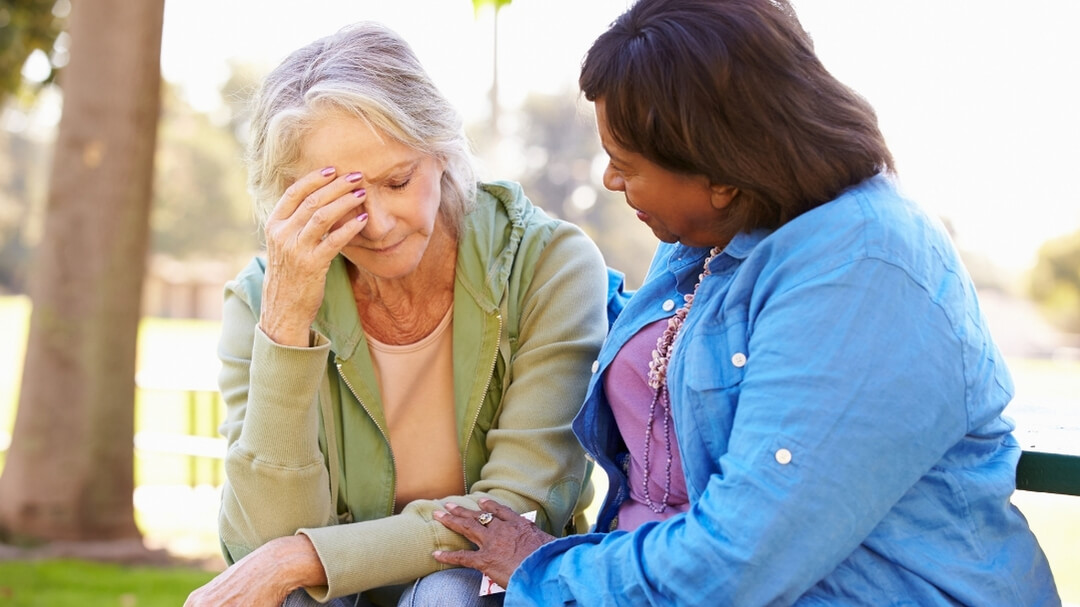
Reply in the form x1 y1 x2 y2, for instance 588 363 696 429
1030 229 1080 333
0 129 50 293
0 0 164 544
0 0 65 294
218 60 262 143
0 0 67 100
150 82 258 260
508 89 655 288
471 0 512 134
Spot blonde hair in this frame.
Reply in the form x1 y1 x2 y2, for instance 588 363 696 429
246 21 476 233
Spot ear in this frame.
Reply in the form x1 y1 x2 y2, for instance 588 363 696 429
710 184 739 210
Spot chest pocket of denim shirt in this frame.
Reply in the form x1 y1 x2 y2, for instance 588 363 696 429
683 319 749 390
679 320 749 463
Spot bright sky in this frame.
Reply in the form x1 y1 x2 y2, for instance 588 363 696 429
160 0 1080 274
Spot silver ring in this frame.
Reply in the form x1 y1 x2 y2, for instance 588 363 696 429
477 512 494 526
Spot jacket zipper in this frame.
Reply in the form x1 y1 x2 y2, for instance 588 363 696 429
336 361 398 515
461 313 502 493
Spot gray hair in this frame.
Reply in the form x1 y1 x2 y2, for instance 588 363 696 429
246 21 477 233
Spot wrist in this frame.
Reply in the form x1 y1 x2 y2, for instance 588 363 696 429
259 315 313 348
269 534 327 590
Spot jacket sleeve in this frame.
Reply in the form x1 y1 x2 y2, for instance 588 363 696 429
215 268 337 566
298 222 611 600
505 257 976 606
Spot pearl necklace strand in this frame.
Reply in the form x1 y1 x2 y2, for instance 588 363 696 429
642 246 723 513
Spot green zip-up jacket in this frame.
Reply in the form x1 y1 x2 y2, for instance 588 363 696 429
215 181 608 602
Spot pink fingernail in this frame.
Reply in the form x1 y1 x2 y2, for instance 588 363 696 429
357 213 368 222
353 188 366 198
320 167 335 177
346 172 363 183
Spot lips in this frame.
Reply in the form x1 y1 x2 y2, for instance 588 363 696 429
367 239 404 254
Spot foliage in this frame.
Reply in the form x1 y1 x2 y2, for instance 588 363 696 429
217 59 262 146
0 559 215 607
0 129 50 294
471 0 512 16
1029 228 1080 333
0 0 67 102
0 66 263 296
494 90 655 288
150 82 259 261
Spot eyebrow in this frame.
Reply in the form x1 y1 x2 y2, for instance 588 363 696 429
364 157 423 183
602 144 630 166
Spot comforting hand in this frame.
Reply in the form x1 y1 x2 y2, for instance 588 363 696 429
432 499 556 589
184 535 326 607
260 166 369 347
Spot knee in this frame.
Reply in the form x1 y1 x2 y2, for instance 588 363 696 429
400 568 503 607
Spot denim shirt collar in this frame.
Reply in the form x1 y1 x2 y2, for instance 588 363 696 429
661 228 771 278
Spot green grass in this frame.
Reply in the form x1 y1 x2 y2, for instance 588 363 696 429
0 559 216 606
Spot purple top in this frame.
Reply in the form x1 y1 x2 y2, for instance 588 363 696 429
604 318 690 531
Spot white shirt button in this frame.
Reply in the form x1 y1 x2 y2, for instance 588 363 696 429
775 448 792 465
731 352 747 367
662 299 676 312
591 360 600 373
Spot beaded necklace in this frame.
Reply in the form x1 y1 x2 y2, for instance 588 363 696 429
642 246 723 513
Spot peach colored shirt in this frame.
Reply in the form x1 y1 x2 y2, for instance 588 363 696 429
366 307 462 510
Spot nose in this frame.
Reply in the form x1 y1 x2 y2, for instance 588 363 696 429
602 163 624 192
359 194 393 241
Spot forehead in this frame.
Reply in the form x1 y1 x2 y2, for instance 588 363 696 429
297 111 422 177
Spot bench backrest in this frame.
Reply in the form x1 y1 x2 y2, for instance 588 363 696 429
1016 451 1080 496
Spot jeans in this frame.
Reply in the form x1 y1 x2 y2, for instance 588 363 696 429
281 568 505 607
398 568 505 607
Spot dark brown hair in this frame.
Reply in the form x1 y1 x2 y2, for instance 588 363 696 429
580 0 895 237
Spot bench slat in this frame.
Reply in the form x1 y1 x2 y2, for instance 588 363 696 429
1016 450 1080 496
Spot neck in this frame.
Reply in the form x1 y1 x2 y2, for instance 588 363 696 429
350 221 458 344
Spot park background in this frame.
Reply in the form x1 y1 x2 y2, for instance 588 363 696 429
1 0 1079 604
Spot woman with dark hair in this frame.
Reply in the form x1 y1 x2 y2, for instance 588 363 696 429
433 0 1060 604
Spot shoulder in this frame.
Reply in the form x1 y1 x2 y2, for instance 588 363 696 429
467 180 602 268
752 175 962 285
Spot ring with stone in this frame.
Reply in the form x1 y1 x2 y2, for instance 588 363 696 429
477 512 494 526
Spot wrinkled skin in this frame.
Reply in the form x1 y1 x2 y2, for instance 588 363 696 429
432 499 556 589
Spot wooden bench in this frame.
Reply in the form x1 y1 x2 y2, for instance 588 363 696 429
1016 450 1080 496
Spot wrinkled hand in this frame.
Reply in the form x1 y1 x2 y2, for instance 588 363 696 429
184 535 325 607
260 167 369 346
432 499 556 589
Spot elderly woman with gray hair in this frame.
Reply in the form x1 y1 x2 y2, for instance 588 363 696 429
184 21 609 607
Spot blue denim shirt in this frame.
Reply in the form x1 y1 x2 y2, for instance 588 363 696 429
507 176 1059 606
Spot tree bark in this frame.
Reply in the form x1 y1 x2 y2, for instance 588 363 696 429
0 0 164 541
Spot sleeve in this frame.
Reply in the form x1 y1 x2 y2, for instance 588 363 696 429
298 222 611 599
467 221 610 525
506 257 974 606
215 277 337 565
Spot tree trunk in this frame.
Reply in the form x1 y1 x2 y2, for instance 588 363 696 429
0 0 164 542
